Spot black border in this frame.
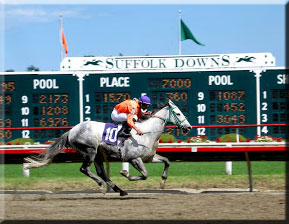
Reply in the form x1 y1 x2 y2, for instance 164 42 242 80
285 1 289 223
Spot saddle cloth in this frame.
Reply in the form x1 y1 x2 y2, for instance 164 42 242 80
102 123 122 146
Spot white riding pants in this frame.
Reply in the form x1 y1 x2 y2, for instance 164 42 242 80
111 108 138 123
111 108 128 123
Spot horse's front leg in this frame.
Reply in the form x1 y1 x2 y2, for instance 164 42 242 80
94 155 128 196
120 157 148 181
151 154 171 189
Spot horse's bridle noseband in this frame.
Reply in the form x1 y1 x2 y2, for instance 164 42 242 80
153 105 187 129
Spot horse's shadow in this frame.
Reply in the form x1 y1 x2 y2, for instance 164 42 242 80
50 196 157 201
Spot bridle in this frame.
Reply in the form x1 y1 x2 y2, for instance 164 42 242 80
141 105 188 135
153 105 187 129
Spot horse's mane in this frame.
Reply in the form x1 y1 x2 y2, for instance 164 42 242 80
152 102 169 114
138 102 169 123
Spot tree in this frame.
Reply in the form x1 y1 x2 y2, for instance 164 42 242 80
27 65 40 71
5 69 15 72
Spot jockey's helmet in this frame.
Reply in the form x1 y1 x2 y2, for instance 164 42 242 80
139 95 151 105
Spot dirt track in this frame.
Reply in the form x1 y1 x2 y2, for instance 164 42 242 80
1 189 286 221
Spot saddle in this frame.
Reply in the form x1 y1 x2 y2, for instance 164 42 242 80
102 123 122 146
102 123 126 161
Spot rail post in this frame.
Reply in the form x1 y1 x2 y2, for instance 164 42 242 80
23 163 30 177
225 161 232 175
245 151 253 192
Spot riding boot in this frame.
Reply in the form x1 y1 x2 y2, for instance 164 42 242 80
118 122 132 138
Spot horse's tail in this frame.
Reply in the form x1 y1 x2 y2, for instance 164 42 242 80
24 131 70 169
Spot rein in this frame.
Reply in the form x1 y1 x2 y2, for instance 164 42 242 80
153 106 186 127
141 106 186 134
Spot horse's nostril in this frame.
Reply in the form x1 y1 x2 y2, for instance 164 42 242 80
182 126 192 133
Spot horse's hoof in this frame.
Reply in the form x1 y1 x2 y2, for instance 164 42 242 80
120 170 129 178
120 191 128 196
160 180 166 189
99 184 107 195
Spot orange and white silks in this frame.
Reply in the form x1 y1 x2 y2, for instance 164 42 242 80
114 99 142 128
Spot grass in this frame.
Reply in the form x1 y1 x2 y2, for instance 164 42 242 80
1 161 286 192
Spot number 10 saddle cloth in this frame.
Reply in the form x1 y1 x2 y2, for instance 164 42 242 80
101 123 126 161
102 123 122 146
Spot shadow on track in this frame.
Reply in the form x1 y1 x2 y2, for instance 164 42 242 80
49 196 158 201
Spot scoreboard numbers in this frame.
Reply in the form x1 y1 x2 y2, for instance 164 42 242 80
83 74 132 123
260 69 288 135
1 75 79 142
149 77 191 137
1 68 288 143
192 71 257 139
0 81 15 140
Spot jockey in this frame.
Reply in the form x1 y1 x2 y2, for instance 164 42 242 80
111 95 152 138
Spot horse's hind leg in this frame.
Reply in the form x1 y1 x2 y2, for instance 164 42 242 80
79 148 104 189
120 157 148 181
94 155 128 196
152 154 171 189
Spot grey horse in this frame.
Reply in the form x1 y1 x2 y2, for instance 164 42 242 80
25 100 192 196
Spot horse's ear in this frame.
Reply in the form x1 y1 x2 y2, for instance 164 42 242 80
155 101 168 111
167 98 173 107
166 98 170 106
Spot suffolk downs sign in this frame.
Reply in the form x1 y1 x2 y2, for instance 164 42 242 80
60 53 275 72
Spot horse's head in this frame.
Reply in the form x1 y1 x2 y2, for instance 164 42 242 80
166 100 192 134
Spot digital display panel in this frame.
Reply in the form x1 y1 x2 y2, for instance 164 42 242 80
1 68 287 143
260 69 288 136
83 70 258 140
0 74 79 143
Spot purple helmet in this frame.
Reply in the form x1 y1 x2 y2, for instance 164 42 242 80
139 95 151 105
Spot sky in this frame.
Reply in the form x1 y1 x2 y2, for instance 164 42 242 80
2 0 288 72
